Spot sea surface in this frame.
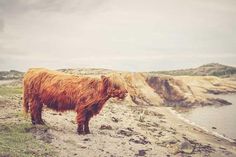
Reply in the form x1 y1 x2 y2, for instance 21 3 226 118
181 94 236 140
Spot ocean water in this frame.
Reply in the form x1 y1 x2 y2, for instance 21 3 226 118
181 94 236 140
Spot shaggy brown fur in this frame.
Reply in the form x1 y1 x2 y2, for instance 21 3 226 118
23 68 127 134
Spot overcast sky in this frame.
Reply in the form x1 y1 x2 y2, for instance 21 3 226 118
0 0 235 71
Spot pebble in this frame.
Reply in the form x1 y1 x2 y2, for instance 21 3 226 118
100 125 112 130
111 117 119 123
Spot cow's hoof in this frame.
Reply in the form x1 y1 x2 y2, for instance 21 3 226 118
84 131 90 134
38 120 45 125
77 131 84 135
34 120 45 125
77 129 84 135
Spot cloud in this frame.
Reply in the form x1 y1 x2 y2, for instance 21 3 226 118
0 19 3 32
0 0 108 15
0 0 235 71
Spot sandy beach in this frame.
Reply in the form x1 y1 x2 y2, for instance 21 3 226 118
1 92 236 157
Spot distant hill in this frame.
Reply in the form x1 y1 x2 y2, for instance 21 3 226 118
0 63 235 80
0 70 24 80
151 63 236 77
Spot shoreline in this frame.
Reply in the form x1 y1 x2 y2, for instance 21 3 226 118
168 107 236 143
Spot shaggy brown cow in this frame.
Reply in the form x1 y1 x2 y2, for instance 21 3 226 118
23 68 127 134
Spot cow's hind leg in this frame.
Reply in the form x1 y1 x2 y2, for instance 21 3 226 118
36 104 44 124
30 99 44 125
31 113 36 125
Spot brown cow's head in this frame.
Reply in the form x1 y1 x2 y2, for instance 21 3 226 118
101 75 128 100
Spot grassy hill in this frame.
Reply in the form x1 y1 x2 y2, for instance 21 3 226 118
151 63 236 77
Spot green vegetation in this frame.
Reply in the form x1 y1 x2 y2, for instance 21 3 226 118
0 122 54 157
0 86 22 96
0 89 55 157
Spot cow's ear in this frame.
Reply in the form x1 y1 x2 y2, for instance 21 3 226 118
101 75 110 90
101 75 109 83
101 75 106 80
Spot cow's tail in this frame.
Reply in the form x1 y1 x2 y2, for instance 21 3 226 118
23 84 29 116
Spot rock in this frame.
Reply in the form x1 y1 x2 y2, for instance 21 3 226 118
111 117 119 123
100 125 112 130
129 135 150 145
219 147 226 150
180 141 194 154
196 144 215 153
79 144 87 149
159 136 179 146
98 148 104 152
152 122 159 127
135 150 146 156
207 98 232 105
117 129 133 137
126 127 134 132
83 138 90 141
160 120 166 123
139 114 145 122
168 144 180 155
212 127 217 129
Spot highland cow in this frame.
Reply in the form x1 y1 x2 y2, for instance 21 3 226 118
23 68 127 134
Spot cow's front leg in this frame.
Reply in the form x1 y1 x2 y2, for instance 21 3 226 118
76 106 93 135
84 108 93 134
77 123 84 135
35 103 44 125
84 118 91 134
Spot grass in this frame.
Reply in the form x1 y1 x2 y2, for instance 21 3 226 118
0 86 22 96
0 84 55 157
0 122 54 157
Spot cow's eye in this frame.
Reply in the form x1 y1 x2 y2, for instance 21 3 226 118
113 84 119 89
